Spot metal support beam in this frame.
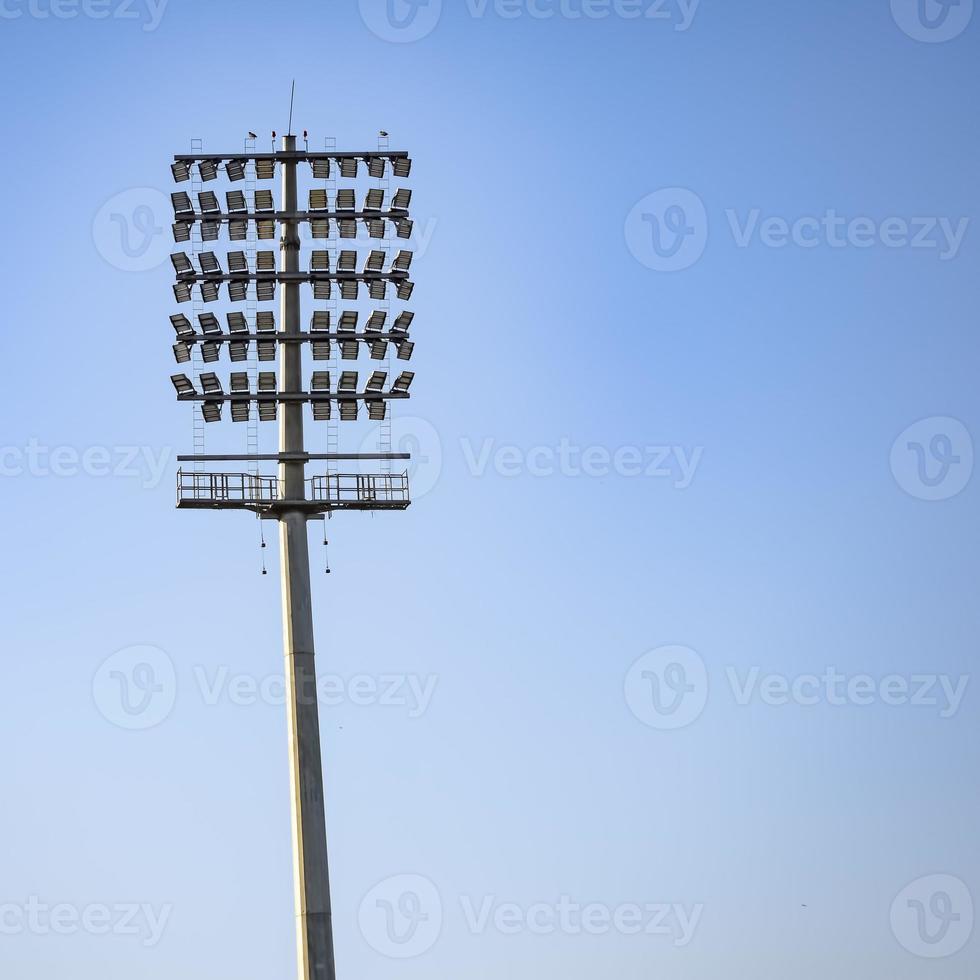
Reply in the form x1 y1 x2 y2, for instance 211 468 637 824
175 271 409 284
174 150 409 162
277 134 336 980
177 453 411 463
175 333 411 343
176 392 410 403
174 210 408 223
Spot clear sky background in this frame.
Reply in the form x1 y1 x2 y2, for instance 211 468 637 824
0 0 978 977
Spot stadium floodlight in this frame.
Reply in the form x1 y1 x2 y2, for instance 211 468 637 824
199 190 220 213
167 131 419 980
172 191 193 215
227 190 247 213
391 370 415 393
199 252 222 274
171 251 193 275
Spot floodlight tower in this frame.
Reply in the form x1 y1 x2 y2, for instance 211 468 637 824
167 132 417 980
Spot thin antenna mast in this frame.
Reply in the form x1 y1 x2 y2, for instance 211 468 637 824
287 80 296 135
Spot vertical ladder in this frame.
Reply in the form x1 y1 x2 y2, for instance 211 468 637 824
190 138 205 473
378 132 392 474
325 136 340 476
245 134 258 476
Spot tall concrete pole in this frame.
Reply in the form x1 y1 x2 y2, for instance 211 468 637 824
278 134 337 980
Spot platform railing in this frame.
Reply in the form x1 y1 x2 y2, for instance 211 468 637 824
176 469 411 510
176 470 279 506
309 472 410 505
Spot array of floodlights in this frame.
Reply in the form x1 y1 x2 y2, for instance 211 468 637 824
171 154 412 184
171 187 415 244
169 153 415 425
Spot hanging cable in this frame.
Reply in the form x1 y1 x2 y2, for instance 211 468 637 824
260 517 268 576
322 518 331 574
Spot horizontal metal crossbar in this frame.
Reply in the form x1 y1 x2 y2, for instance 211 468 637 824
177 332 410 343
174 150 409 162
175 271 409 283
177 453 411 462
174 211 408 223
177 392 410 403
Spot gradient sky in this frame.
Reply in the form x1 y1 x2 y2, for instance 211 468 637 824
0 1 978 978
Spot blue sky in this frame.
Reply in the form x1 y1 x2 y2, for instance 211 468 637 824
0 0 978 977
